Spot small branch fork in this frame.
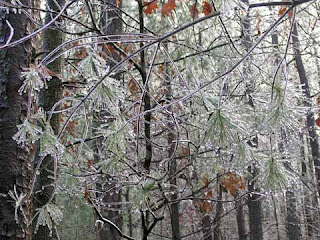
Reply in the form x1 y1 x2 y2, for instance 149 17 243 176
141 209 164 240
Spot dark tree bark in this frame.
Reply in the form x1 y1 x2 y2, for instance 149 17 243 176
240 0 263 239
292 21 320 197
33 0 64 239
165 62 181 240
137 0 152 172
247 166 263 240
0 3 34 239
301 146 313 238
94 1 123 239
271 23 301 239
278 131 300 240
213 183 223 240
292 19 320 239
202 214 212 240
235 191 247 240
286 190 301 240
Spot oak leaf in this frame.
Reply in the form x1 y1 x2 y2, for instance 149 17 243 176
278 6 287 16
202 1 213 16
128 78 139 94
162 0 176 17
144 0 158 15
316 117 320 127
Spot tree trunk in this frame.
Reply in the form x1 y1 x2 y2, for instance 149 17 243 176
279 130 301 239
301 150 313 237
240 0 263 239
0 3 34 239
292 19 320 239
202 213 212 240
95 1 123 239
286 190 301 240
271 22 301 239
166 66 181 240
213 183 223 240
248 166 263 240
137 0 152 172
235 191 247 240
292 20 320 197
33 0 64 239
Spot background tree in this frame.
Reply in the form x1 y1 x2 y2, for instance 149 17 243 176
33 0 65 238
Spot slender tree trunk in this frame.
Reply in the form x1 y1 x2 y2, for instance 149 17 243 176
235 191 247 240
137 0 152 172
279 130 301 240
0 3 34 239
240 0 263 239
164 59 181 240
301 144 313 238
213 183 223 240
95 1 123 239
292 20 320 197
286 190 301 240
125 189 133 237
271 194 281 240
292 19 320 238
33 0 64 239
202 213 212 240
271 22 301 239
247 166 263 240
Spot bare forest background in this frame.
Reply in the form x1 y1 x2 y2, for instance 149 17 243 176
0 0 320 239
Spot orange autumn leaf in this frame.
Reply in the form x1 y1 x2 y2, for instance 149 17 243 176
87 159 95 170
162 0 176 17
116 0 120 7
221 172 245 196
202 1 213 16
206 190 213 198
194 199 212 213
74 47 87 59
181 146 190 156
66 120 78 137
157 65 164 74
278 6 287 16
83 186 89 201
128 78 139 94
123 44 133 54
201 176 209 186
316 117 320 127
105 43 120 54
201 200 212 213
256 15 262 35
41 66 62 79
190 4 199 19
144 0 158 15
80 6 86 15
